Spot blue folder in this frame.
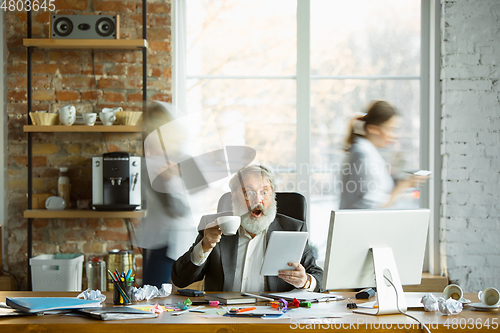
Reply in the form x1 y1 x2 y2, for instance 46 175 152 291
6 297 102 313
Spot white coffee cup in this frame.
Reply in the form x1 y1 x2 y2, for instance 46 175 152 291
83 113 97 126
45 196 66 210
217 216 241 236
102 107 123 114
99 111 116 126
478 287 500 306
58 105 76 126
443 284 463 301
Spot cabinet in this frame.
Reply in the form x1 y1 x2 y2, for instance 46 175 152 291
23 6 148 289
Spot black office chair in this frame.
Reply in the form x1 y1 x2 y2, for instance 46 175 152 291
216 191 307 222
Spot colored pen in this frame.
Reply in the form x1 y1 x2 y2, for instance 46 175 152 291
125 268 132 280
109 270 131 303
237 307 256 313
108 270 131 303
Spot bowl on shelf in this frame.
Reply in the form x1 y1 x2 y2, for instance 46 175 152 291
115 111 143 126
29 112 59 126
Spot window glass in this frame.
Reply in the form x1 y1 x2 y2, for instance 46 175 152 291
311 0 421 76
187 0 297 76
186 78 297 212
184 0 422 263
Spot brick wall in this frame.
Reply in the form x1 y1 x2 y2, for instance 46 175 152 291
441 0 500 292
5 0 172 289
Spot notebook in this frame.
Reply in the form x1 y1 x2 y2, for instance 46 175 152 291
76 307 158 320
204 293 257 305
6 297 102 313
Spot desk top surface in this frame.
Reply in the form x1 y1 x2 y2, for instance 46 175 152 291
1 291 499 333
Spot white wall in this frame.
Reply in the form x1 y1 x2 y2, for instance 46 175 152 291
440 0 500 292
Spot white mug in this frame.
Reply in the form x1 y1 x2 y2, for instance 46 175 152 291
102 107 123 114
99 112 116 126
45 196 66 210
443 284 463 301
478 287 500 306
217 216 241 236
58 105 76 126
83 113 97 126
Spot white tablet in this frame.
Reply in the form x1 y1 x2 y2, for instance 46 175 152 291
260 231 309 276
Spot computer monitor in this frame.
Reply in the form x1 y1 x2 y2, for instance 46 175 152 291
322 209 430 315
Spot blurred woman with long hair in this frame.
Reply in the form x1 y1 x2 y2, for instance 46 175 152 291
340 101 426 209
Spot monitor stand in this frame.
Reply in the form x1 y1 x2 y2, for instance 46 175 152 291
353 247 407 316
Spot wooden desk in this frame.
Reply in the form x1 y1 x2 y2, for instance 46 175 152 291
1 292 499 332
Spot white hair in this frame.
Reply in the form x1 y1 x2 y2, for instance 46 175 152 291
229 164 276 193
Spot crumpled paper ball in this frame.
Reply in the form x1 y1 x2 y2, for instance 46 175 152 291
158 283 172 297
421 294 463 315
438 297 463 315
77 289 106 302
132 283 172 302
421 293 439 312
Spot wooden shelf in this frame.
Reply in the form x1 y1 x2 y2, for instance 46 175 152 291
23 38 147 49
24 125 144 133
24 209 147 219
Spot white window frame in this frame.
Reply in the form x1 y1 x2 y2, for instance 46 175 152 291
172 0 440 274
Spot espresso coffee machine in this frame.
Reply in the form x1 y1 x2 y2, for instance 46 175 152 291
92 152 141 210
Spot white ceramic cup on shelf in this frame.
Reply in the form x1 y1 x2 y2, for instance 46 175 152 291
217 216 241 236
58 105 76 126
478 287 500 306
45 196 66 210
102 107 123 114
99 111 116 126
83 113 97 126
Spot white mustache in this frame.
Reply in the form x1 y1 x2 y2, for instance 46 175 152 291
248 203 265 214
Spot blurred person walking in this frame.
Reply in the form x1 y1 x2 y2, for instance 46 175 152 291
339 101 427 209
136 102 196 288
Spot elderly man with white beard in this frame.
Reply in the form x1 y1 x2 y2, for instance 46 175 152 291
171 165 323 292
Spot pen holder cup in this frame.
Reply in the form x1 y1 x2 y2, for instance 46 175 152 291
113 280 134 305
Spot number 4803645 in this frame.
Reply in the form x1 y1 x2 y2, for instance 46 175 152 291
0 0 56 11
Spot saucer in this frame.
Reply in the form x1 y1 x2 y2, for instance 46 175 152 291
468 303 500 311
459 297 471 304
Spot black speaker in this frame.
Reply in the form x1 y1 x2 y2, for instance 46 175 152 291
51 15 120 39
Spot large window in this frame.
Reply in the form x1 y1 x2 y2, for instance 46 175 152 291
175 0 423 263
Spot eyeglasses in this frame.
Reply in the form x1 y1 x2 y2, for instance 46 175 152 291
242 189 272 200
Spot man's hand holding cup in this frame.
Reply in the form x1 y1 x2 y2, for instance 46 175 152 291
202 216 241 253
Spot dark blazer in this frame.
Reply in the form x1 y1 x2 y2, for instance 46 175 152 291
171 212 323 292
